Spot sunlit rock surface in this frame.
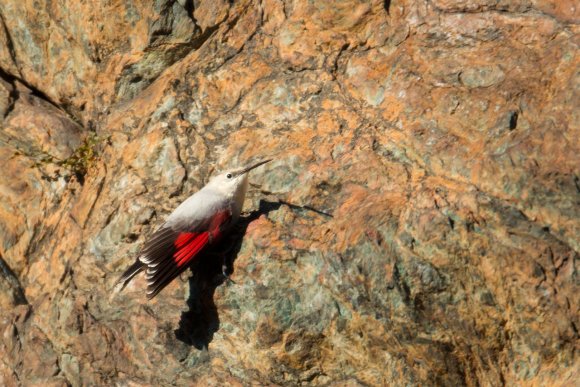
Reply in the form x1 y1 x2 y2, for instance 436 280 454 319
0 0 578 385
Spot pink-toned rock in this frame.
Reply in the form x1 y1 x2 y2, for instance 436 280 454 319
0 0 578 385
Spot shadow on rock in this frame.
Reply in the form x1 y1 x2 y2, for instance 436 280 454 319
174 200 282 349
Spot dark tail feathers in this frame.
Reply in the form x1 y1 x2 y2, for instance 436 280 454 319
116 259 145 291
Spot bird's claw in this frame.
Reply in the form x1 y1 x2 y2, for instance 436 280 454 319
222 264 236 284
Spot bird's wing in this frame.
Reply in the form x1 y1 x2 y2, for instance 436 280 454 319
138 208 232 299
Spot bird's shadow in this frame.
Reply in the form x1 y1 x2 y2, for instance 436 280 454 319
174 200 281 349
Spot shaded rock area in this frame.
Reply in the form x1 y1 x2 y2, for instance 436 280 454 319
0 0 578 385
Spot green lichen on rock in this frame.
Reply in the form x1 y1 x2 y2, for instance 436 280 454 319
28 132 106 184
57 133 105 183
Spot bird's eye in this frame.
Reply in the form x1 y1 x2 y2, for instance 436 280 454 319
226 173 232 179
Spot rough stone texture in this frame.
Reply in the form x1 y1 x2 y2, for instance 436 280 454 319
0 0 578 385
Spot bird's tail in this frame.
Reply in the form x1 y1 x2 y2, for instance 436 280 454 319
116 259 145 291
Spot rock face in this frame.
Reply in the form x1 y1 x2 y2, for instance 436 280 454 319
0 0 578 385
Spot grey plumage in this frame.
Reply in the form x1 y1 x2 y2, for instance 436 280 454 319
116 159 271 299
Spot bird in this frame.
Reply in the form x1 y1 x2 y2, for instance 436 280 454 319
116 158 272 299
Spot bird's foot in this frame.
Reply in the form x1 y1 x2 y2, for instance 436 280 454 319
222 264 236 284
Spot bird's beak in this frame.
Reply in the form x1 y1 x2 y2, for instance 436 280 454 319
239 158 272 175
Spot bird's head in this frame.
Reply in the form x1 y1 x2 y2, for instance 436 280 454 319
207 158 272 197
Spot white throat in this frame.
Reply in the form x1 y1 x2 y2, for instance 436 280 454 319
231 174 249 221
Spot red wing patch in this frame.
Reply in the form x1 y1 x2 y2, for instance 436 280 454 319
171 209 232 268
174 232 198 249
143 209 233 299
173 232 210 267
208 210 231 239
